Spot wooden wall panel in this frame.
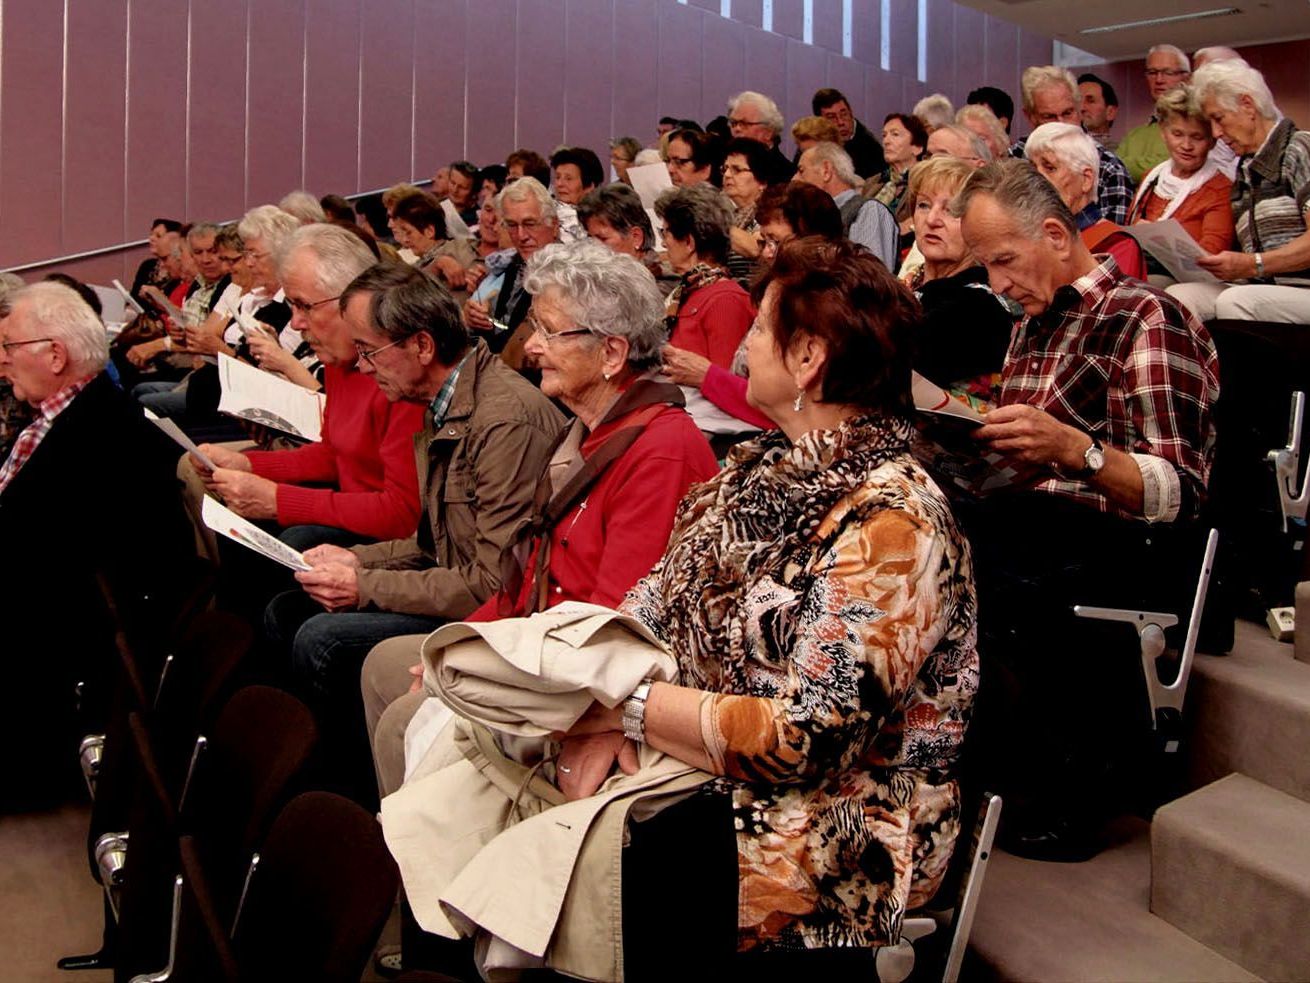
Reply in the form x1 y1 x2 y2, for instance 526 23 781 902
850 0 880 67
63 1 129 255
772 0 806 42
924 0 955 99
565 0 616 158
359 0 416 191
657 2 705 123
303 0 360 195
743 27 788 121
124 0 190 239
813 0 845 55
612 0 660 144
701 11 748 122
187 0 250 222
412 0 467 173
245 0 306 203
517 0 569 155
785 39 829 149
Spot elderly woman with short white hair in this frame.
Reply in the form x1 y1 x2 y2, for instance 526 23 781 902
1166 60 1310 323
1026 122 1147 280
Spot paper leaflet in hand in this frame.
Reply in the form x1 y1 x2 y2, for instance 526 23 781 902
201 496 311 571
217 353 325 442
143 408 216 470
111 279 146 314
909 372 1042 498
1123 220 1219 284
626 162 673 212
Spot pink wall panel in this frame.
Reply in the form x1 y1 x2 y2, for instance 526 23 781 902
952 4 985 108
464 0 519 164
850 0 880 67
700 12 748 121
62 1 129 255
517 0 569 156
886 0 918 82
187 0 250 223
812 0 844 56
924 0 956 98
772 0 805 43
689 0 720 12
565 0 616 157
413 0 467 173
359 1 417 190
612 0 660 143
744 28 788 119
657 2 705 123
826 52 867 117
734 0 764 31
982 14 1019 125
246 0 307 203
124 0 190 239
785 39 829 151
865 64 900 128
304 0 361 195
1018 28 1052 85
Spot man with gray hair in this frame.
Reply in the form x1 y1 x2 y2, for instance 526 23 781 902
1011 65 1135 223
926 123 992 166
1117 43 1192 183
795 142 898 269
463 176 560 371
266 261 563 802
728 90 795 181
950 158 1218 860
191 224 427 557
0 281 191 804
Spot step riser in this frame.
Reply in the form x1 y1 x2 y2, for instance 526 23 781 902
1186 661 1310 801
1296 582 1309 665
1152 775 1310 981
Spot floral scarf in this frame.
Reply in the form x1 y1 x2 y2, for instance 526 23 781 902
648 413 916 694
664 262 731 328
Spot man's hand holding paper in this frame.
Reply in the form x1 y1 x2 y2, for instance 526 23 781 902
295 560 361 612
210 468 278 519
975 404 1088 472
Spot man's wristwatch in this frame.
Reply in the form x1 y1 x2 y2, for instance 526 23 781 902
1075 434 1106 479
622 679 654 743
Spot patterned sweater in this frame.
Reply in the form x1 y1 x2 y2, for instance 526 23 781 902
623 415 978 951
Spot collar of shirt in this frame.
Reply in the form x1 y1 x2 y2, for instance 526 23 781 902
1074 203 1104 231
1033 256 1121 329
429 350 472 427
832 188 858 207
0 374 95 495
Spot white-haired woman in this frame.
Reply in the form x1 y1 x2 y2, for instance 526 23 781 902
1026 122 1147 280
1167 60 1310 323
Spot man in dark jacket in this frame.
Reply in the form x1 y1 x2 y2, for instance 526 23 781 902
812 87 886 179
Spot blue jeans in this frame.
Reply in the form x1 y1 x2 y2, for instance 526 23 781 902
133 379 188 418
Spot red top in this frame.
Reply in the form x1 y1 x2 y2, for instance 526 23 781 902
701 365 775 430
467 402 719 621
1083 220 1148 281
1132 173 1235 255
245 364 425 539
670 279 755 368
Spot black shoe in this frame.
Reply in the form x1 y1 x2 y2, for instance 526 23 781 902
56 950 114 971
999 815 1101 863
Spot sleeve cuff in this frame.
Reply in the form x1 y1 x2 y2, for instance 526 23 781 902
1132 453 1182 524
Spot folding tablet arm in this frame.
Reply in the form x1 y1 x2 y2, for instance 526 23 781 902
1268 391 1308 532
1073 528 1219 755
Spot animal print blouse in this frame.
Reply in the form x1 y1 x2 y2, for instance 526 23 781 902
623 414 978 951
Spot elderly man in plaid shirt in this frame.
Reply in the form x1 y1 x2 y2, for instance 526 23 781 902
951 159 1219 863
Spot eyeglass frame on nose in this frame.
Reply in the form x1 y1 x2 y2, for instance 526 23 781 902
354 335 411 366
527 310 593 344
1144 68 1188 78
0 337 54 355
503 219 546 234
286 294 342 315
727 116 762 128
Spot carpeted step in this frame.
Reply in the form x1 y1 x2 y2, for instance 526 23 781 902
1152 773 1310 981
1295 581 1309 665
1186 620 1310 800
967 816 1258 982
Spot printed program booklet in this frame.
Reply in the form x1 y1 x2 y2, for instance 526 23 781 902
217 353 325 442
201 496 311 571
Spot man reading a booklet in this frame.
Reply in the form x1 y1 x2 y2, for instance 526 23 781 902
263 262 564 803
950 160 1220 862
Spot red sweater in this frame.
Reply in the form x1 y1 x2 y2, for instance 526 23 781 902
467 403 719 621
701 365 775 430
244 364 425 539
670 279 755 368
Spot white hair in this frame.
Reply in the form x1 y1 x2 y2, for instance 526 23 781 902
278 190 326 225
237 205 301 254
805 141 859 188
932 124 993 162
956 104 1010 159
496 176 559 223
523 239 667 371
1147 44 1191 72
728 90 785 137
913 93 955 132
1192 46 1243 69
1192 59 1278 121
1025 122 1100 195
279 224 376 296
1021 65 1078 112
633 148 663 167
10 282 108 377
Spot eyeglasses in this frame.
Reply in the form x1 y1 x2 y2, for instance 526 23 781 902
503 219 546 234
245 249 272 263
0 337 54 354
665 154 694 168
286 294 341 315
354 335 410 366
527 311 592 345
727 117 762 128
723 163 752 175
1145 68 1189 78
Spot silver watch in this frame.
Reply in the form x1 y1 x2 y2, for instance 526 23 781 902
1079 435 1106 478
622 679 654 743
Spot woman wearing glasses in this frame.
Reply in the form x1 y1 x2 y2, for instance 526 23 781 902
664 127 720 188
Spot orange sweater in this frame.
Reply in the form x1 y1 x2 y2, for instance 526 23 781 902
1132 172 1234 255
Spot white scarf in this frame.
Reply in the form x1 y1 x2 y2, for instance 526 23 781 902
1132 156 1222 222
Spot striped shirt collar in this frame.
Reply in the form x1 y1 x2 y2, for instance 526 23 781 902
428 350 472 427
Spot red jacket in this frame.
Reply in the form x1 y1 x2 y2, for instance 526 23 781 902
468 402 719 620
670 279 754 369
245 364 425 539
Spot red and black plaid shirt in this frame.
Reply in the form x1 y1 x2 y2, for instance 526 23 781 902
999 258 1219 521
0 376 92 496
